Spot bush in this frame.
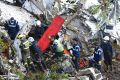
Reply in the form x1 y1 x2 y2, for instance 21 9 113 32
88 5 100 15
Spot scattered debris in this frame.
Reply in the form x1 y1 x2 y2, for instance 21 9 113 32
0 0 120 80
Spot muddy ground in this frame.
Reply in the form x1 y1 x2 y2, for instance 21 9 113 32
102 61 120 80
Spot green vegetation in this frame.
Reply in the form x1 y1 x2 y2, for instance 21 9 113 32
88 5 100 15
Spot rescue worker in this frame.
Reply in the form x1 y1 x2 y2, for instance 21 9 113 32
28 37 47 72
18 35 30 64
35 20 44 39
101 36 113 72
71 38 81 71
5 17 19 40
18 35 34 72
49 35 64 59
38 14 48 25
29 20 47 41
89 44 103 71
28 37 42 61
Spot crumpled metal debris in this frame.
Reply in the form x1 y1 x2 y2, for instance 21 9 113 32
77 67 104 80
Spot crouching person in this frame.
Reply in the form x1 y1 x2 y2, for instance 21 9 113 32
89 44 103 71
49 35 64 60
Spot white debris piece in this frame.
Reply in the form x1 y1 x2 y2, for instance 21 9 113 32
0 1 33 27
43 0 54 11
23 0 42 15
105 20 120 39
69 76 89 80
85 20 98 35
23 0 55 14
84 0 100 9
3 73 19 80
4 0 14 3
93 10 101 20
78 67 104 80
13 39 22 64
114 24 120 37
78 76 89 80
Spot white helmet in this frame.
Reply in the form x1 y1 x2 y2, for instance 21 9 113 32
28 37 35 42
103 36 109 41
36 20 41 26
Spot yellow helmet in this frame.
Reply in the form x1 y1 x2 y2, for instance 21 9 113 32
17 34 25 39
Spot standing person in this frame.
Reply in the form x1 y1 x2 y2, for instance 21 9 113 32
101 36 113 71
5 17 19 40
19 36 37 72
29 20 47 41
35 20 45 39
71 38 81 71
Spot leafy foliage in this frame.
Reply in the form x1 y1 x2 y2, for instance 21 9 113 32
0 76 4 80
88 5 100 15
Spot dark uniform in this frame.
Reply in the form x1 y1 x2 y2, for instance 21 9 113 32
29 41 47 72
72 44 80 71
5 17 19 40
89 46 103 71
101 41 113 71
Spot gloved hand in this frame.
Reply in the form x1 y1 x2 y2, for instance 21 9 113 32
99 61 101 64
99 60 103 65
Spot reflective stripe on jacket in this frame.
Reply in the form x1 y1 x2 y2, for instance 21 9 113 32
53 40 64 52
